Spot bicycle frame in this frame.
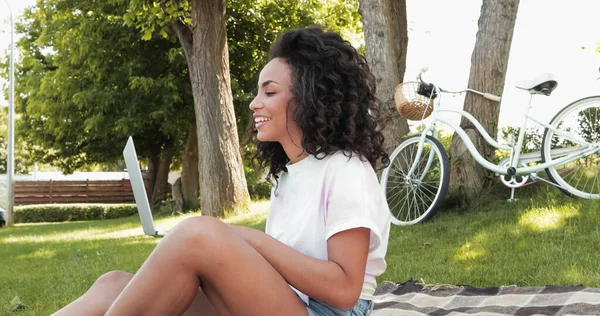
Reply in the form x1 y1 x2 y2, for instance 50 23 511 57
407 91 599 178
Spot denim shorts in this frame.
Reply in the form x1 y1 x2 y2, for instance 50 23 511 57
298 295 373 316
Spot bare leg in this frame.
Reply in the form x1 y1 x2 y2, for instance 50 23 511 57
201 280 233 316
52 271 133 316
52 271 218 316
105 216 307 316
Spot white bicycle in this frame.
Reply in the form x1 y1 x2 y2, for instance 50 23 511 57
381 68 600 226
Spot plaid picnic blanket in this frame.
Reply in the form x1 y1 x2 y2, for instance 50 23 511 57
372 280 600 315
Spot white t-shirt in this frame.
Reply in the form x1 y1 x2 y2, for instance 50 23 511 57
265 151 391 305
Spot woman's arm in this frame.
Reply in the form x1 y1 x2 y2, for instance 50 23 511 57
228 224 369 311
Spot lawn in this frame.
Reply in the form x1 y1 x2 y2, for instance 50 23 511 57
2 187 600 315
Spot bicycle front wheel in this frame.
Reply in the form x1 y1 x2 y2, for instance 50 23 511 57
541 95 600 199
381 135 450 225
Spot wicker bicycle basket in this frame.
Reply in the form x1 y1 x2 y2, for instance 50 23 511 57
394 81 434 121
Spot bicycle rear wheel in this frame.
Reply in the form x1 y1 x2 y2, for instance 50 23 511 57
541 96 600 199
381 135 450 225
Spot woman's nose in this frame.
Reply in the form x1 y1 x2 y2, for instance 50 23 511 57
249 96 261 111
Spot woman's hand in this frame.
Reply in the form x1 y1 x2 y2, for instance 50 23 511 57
226 224 263 248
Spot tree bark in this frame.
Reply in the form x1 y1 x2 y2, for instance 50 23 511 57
181 120 200 210
151 144 174 208
144 154 159 200
359 0 410 155
173 0 250 217
172 177 184 214
449 0 520 200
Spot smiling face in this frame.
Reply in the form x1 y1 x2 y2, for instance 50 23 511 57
250 58 303 158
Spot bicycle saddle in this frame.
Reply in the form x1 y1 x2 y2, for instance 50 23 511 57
515 73 558 96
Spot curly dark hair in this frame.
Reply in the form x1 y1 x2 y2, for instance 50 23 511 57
248 26 388 181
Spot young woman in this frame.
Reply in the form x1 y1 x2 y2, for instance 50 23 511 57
53 26 391 316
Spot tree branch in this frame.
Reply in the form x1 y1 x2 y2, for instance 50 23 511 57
172 20 193 61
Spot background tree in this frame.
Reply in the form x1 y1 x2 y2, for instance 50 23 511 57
124 0 363 216
178 119 199 210
449 0 520 201
578 108 600 142
358 0 410 155
0 106 29 174
8 0 193 207
226 0 364 202
125 0 251 217
227 0 362 138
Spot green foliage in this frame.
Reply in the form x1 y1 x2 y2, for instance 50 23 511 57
577 107 600 142
123 0 363 142
4 0 193 173
225 0 363 140
244 165 271 199
0 106 31 173
14 204 137 223
437 132 452 152
0 181 6 209
121 0 191 41
497 126 545 158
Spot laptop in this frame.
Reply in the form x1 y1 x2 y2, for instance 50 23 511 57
123 136 166 237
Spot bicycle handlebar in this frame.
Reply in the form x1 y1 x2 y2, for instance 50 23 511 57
416 67 502 103
482 93 502 102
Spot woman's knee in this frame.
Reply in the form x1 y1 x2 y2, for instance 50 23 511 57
171 216 229 246
92 271 133 291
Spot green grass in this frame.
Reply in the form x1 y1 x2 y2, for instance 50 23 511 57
0 201 269 315
382 186 600 288
2 187 600 314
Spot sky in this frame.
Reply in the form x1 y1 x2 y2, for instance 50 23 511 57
1 0 599 131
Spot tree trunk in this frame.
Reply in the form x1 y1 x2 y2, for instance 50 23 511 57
359 0 410 155
151 145 174 208
181 120 200 210
449 0 520 200
172 177 184 214
144 154 159 200
172 0 250 217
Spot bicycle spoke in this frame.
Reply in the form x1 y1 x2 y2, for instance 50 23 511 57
419 182 439 197
589 162 598 194
387 186 408 206
388 186 406 218
412 188 419 221
405 188 413 221
383 135 449 225
391 192 408 220
415 186 434 207
543 98 600 198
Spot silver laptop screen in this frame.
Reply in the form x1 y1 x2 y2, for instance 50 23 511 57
123 137 164 237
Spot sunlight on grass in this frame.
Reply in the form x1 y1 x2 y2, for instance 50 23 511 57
3 189 600 315
154 212 199 232
3 201 271 244
17 247 57 260
454 232 489 262
518 205 578 232
224 200 269 226
4 224 146 243
563 264 586 284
